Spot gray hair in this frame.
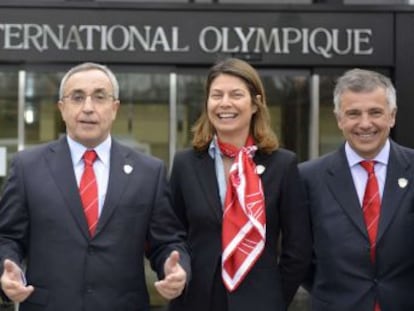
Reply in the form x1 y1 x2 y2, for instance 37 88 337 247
333 68 396 115
59 62 119 100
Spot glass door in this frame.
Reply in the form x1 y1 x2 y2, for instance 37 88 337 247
0 67 19 190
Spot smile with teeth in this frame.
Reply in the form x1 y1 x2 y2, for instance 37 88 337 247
358 132 376 138
218 113 237 119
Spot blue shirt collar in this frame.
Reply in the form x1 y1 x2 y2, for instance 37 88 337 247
345 139 390 168
67 135 112 168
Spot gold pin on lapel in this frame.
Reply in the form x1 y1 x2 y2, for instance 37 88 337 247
398 178 408 188
123 164 133 175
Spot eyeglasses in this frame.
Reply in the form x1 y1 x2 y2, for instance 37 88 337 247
62 91 115 105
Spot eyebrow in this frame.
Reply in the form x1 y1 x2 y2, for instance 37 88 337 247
70 87 108 93
210 88 246 93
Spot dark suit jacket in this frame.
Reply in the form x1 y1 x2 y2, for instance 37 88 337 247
299 141 414 311
168 147 311 311
0 137 190 311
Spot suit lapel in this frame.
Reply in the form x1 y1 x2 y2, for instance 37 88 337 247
192 150 272 223
95 141 130 236
46 137 90 239
325 147 368 237
253 151 273 186
377 142 411 243
194 151 222 222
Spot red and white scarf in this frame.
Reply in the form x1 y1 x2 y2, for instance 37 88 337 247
219 136 266 292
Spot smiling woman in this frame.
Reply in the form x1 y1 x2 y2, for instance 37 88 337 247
168 58 312 311
206 73 258 147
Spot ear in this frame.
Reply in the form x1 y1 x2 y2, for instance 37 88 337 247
57 100 64 113
252 95 261 113
111 100 120 120
57 100 66 122
335 112 343 130
389 108 397 128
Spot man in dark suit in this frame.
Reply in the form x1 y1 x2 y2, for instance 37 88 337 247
300 68 414 311
0 62 190 311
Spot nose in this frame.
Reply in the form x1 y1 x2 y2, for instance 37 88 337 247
218 94 231 107
359 112 372 128
82 96 94 111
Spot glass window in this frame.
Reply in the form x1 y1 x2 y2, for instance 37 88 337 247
318 73 343 155
24 71 62 147
261 71 310 161
114 71 170 165
0 69 19 190
176 71 205 150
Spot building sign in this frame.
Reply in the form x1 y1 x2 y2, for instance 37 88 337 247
0 8 393 65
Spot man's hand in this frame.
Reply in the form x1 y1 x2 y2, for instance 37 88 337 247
1 259 34 303
154 250 187 300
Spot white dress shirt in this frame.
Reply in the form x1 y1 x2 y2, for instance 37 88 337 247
345 139 390 207
67 135 111 216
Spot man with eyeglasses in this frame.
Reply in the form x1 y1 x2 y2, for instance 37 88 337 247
0 62 190 311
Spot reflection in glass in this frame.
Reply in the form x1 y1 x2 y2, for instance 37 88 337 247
262 73 310 162
318 74 343 155
115 73 170 165
176 73 205 149
0 72 19 141
23 72 63 147
0 71 19 183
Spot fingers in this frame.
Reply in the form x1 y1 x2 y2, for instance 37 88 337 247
2 284 34 303
164 250 180 275
157 252 187 300
1 259 34 303
3 259 22 280
154 276 185 300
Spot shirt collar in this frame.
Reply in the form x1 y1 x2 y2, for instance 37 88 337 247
67 135 112 167
208 136 218 159
345 139 390 168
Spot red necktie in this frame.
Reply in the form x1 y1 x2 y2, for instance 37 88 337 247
80 150 98 236
360 160 381 311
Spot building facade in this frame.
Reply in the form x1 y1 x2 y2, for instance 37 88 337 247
1 1 414 310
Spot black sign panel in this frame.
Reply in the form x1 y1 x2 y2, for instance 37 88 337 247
0 8 394 65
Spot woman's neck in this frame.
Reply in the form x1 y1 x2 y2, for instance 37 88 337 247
216 133 249 149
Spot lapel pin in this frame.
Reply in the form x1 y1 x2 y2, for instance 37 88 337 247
256 165 266 175
398 178 408 188
123 164 133 175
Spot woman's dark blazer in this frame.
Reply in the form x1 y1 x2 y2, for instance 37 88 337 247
168 147 311 311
